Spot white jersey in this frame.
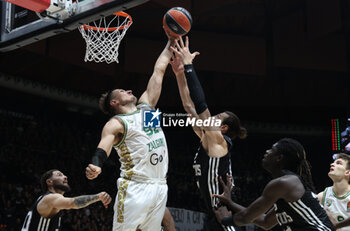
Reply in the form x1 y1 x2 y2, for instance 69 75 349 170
321 186 350 231
113 103 168 182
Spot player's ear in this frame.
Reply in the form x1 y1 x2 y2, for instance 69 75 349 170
276 154 284 163
345 169 350 178
221 124 228 134
46 179 53 186
110 99 119 107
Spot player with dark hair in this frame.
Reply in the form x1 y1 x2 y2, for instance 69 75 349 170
170 36 246 231
21 169 111 231
318 153 350 230
85 31 177 231
213 138 335 231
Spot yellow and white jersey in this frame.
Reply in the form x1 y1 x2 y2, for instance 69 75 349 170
113 103 168 182
321 186 350 231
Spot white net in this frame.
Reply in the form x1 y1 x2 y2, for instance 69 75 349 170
78 12 132 64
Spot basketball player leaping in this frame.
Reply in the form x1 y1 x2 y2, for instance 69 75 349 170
85 31 176 231
21 169 111 231
170 36 247 231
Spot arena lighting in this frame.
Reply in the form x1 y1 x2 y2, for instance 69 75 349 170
331 119 340 151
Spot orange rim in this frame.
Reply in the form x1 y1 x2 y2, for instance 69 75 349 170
82 11 132 31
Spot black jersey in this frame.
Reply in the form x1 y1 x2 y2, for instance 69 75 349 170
274 171 335 231
21 192 62 231
193 135 235 231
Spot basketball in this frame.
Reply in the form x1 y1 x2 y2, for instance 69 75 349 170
163 7 192 37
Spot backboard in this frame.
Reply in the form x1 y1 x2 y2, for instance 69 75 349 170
0 0 148 52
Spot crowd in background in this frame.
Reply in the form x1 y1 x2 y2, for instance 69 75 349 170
0 106 327 231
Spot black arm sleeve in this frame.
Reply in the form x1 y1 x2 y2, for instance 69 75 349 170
184 64 208 114
91 148 108 167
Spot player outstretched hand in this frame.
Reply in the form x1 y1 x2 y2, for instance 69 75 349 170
98 192 112 208
86 164 101 180
170 36 200 65
213 173 233 206
170 53 184 76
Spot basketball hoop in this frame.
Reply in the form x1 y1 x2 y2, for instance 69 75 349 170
79 11 132 64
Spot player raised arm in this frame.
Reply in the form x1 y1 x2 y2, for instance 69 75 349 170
170 37 209 118
171 36 228 156
170 54 197 116
170 53 203 138
86 118 124 180
138 31 177 107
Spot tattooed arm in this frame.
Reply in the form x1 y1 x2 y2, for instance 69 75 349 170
38 192 112 216
73 194 99 208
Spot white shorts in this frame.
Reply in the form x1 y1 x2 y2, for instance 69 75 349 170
113 178 168 231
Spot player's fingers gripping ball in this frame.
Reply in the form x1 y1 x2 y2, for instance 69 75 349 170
163 7 192 37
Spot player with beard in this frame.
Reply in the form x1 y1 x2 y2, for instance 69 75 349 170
21 169 111 231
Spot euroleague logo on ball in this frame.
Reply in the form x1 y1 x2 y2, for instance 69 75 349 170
163 7 192 37
169 23 179 32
